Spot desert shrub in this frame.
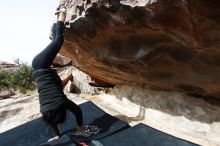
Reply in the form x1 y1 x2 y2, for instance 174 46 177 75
0 70 12 90
0 63 35 93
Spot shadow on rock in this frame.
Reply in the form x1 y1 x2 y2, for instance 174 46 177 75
109 85 220 124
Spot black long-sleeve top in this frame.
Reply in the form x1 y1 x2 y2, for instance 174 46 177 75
33 69 67 114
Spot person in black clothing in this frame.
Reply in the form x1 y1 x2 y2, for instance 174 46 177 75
32 8 86 141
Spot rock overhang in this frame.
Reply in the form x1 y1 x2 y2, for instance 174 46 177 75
59 0 220 100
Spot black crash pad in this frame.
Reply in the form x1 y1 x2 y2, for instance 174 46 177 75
40 135 75 146
0 101 129 146
90 123 199 146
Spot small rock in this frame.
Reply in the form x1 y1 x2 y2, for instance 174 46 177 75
59 67 73 87
53 54 72 67
0 90 15 99
64 81 75 93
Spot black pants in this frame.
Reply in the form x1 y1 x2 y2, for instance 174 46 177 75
32 21 64 70
32 22 83 137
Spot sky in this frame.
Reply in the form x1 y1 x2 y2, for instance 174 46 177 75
0 0 59 65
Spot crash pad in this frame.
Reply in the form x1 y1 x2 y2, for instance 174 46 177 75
40 135 75 146
0 101 129 146
90 123 199 146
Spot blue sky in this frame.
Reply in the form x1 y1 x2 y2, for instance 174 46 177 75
0 0 59 64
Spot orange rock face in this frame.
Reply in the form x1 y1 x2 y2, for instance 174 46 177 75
59 0 220 99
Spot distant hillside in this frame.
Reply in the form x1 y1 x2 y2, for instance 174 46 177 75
0 61 18 70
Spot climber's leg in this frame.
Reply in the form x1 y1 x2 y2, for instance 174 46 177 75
32 11 66 70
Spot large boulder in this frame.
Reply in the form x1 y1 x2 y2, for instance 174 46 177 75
59 0 220 99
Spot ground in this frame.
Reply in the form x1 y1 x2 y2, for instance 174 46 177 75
0 86 220 146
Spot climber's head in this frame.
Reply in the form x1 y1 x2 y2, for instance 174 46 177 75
43 109 66 124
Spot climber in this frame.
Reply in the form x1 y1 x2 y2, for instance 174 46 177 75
32 7 86 141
